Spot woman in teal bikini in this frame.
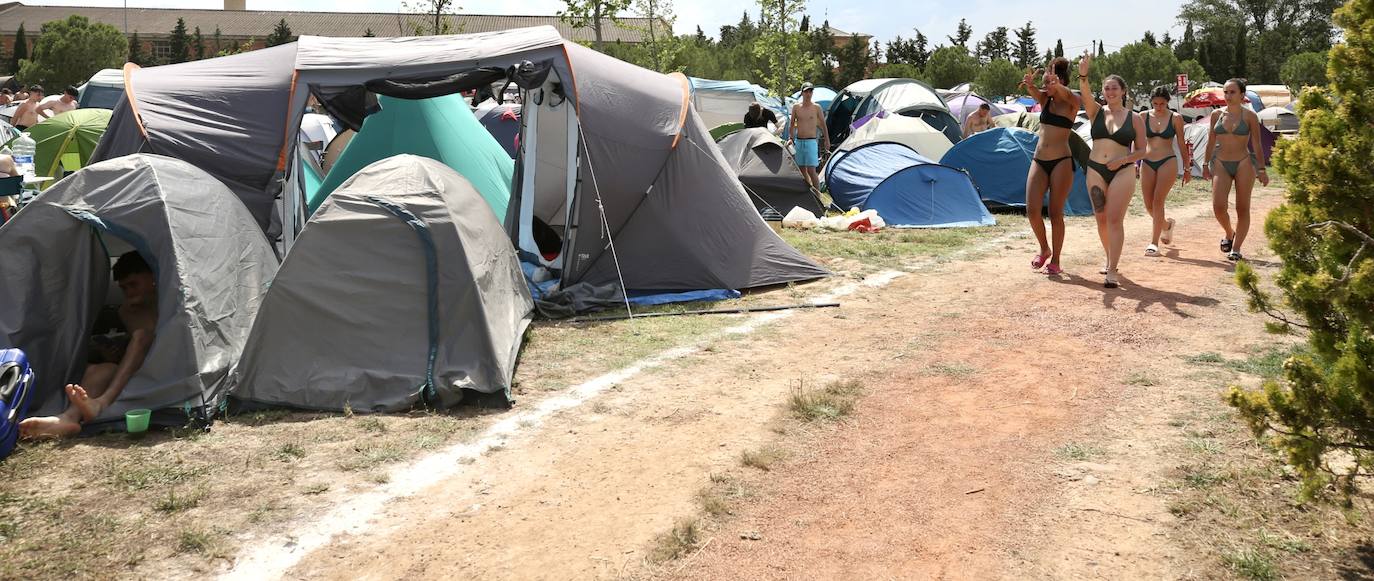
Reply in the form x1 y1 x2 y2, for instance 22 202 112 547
1078 54 1147 288
1139 87 1190 256
1022 57 1080 276
1203 78 1269 261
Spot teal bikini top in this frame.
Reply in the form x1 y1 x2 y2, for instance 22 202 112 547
1214 112 1250 136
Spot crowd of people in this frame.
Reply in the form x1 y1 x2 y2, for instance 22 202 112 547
1024 53 1266 288
3 84 81 131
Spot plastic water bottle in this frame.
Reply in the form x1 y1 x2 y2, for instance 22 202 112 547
11 132 35 179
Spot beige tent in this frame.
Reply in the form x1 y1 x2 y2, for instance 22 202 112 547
837 113 953 162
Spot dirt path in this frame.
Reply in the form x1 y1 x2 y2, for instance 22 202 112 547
245 188 1285 579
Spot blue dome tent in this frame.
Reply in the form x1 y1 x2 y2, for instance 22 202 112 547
823 141 926 210
864 163 996 228
940 128 1094 216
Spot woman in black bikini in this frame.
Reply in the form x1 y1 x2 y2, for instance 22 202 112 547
1022 57 1080 276
1203 78 1269 261
1140 87 1190 257
1078 54 1147 288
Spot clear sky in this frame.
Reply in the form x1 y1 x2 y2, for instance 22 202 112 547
27 0 1190 54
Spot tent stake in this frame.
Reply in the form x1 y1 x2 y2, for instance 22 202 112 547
567 302 840 323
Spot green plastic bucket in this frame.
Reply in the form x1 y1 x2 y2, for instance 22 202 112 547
125 409 151 433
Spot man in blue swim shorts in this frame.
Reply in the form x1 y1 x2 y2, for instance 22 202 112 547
788 82 830 193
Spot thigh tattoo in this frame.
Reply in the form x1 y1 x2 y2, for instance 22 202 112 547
1090 186 1108 214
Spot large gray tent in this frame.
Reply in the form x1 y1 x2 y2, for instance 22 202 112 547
92 27 828 294
233 156 533 411
0 154 277 422
716 128 824 217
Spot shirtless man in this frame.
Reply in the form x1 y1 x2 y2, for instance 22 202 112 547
20 251 158 439
787 82 830 193
11 85 44 131
963 103 994 138
0 89 11 106
35 86 79 117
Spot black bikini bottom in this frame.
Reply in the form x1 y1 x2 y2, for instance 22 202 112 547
1033 156 1074 175
1142 156 1176 173
1086 159 1129 184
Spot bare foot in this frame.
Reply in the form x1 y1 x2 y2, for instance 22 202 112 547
66 384 103 423
18 415 81 439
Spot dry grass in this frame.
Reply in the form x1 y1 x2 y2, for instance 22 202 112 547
647 518 701 563
787 379 863 422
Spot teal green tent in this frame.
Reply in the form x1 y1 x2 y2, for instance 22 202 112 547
311 94 514 219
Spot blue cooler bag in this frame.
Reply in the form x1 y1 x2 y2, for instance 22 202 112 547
0 349 35 460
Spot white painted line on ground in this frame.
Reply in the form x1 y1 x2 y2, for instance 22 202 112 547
220 268 909 581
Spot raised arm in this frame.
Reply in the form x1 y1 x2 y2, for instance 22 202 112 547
1022 66 1045 105
1077 53 1100 120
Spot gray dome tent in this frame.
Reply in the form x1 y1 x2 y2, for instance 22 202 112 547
233 156 534 412
0 154 277 423
716 127 825 218
91 28 828 296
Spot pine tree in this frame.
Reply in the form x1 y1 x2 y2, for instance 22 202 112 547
979 26 1011 63
168 17 190 63
948 18 972 51
1013 21 1038 69
1229 0 1374 502
1176 21 1197 62
193 26 205 60
11 22 27 75
1054 38 1063 58
267 18 294 47
1097 39 1105 58
128 31 146 66
1233 27 1247 78
1143 30 1158 47
694 25 706 45
213 27 223 53
912 30 930 69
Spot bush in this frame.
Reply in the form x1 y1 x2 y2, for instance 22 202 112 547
1228 0 1374 502
16 15 126 91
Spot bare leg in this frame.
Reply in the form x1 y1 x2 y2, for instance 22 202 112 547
1141 165 1159 245
18 406 82 439
1232 161 1257 253
1150 164 1178 246
1046 161 1074 267
16 363 117 439
1088 170 1110 265
1025 163 1051 260
1105 172 1136 272
800 167 819 192
1212 162 1236 242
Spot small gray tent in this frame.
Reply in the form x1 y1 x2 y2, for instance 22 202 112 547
716 128 825 218
0 154 277 422
233 156 534 412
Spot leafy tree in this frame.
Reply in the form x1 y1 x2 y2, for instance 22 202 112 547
1096 41 1191 99
193 26 205 60
1013 21 1038 69
948 18 972 51
1229 0 1374 503
17 15 126 90
978 26 1011 63
872 62 923 80
1180 0 1340 84
975 58 1021 97
560 0 632 51
1161 32 1174 47
1143 30 1158 47
1281 51 1328 92
168 17 190 64
266 18 294 47
217 37 255 57
753 0 814 96
924 45 978 89
1178 58 1209 90
833 33 872 88
10 22 28 76
1054 38 1064 57
128 32 146 66
633 0 678 72
404 0 459 35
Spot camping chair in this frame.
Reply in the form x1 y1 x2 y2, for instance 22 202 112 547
0 175 20 197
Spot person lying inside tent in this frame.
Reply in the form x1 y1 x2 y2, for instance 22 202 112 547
19 251 157 439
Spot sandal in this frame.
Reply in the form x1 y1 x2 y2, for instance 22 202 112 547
1045 263 1064 275
1161 218 1175 245
1220 238 1233 253
1227 251 1244 262
1100 263 1109 275
1031 253 1051 269
1104 270 1120 288
1145 244 1159 257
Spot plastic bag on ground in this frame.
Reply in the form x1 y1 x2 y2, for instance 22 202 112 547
781 206 821 229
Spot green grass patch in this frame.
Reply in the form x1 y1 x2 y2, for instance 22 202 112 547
1186 352 1226 365
788 379 863 421
1055 442 1103 461
1222 546 1278 581
1180 464 1228 489
175 528 221 556
778 224 1010 269
272 442 305 462
154 488 205 513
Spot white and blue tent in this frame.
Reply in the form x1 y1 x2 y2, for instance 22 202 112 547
940 128 1094 216
824 141 925 210
823 141 991 228
688 77 785 129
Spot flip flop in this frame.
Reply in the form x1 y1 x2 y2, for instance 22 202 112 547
1104 270 1120 288
1031 253 1050 269
1227 251 1244 262
1045 264 1064 276
1145 244 1159 256
1221 238 1233 253
1161 218 1175 245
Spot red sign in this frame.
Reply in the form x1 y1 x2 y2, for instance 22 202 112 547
1176 74 1189 94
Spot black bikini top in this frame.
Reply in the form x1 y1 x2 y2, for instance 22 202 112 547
1091 109 1136 146
1144 112 1176 139
1040 95 1074 129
